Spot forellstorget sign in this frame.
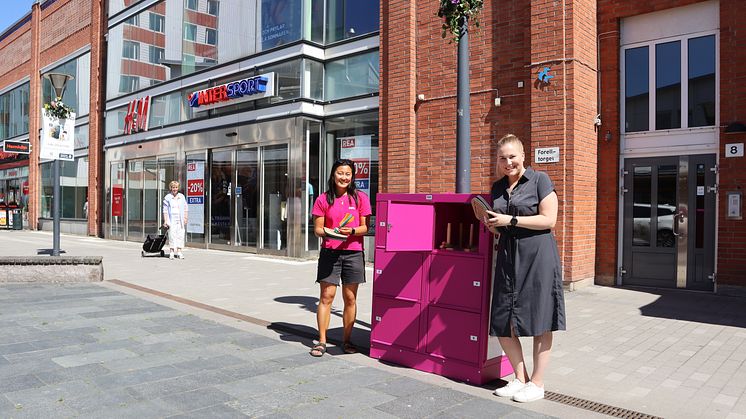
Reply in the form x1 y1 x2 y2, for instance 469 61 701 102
188 73 275 111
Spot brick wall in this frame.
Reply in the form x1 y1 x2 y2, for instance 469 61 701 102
0 30 32 83
717 0 746 287
381 0 598 283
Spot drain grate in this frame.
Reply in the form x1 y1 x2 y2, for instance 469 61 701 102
544 391 663 419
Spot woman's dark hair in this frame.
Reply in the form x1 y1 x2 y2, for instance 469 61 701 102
325 159 358 206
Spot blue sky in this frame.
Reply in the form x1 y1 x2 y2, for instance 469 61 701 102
0 1 35 35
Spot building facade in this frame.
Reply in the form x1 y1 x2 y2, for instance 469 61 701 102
381 0 746 294
0 0 105 236
103 0 380 258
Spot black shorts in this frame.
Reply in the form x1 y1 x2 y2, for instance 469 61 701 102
316 248 366 286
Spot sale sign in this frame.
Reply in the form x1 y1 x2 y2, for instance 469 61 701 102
186 160 205 233
340 135 375 196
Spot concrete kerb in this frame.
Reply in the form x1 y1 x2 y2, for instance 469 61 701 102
0 256 104 283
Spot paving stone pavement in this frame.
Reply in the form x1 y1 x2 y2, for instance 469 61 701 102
0 283 559 419
3 230 746 418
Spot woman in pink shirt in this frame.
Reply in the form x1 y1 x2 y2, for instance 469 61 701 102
309 159 372 357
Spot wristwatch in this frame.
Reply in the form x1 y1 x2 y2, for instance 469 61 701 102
351 227 356 235
509 216 518 227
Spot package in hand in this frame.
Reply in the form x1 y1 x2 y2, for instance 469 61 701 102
323 227 348 241
471 195 500 235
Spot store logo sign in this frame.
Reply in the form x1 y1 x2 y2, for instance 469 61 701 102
187 73 275 111
2 140 31 154
123 96 151 135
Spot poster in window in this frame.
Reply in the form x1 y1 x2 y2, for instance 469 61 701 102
186 160 205 233
261 0 301 50
339 135 376 197
40 113 75 161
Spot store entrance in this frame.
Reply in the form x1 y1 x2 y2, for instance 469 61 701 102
209 144 287 253
621 154 716 291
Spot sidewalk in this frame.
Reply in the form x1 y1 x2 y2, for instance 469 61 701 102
2 230 746 418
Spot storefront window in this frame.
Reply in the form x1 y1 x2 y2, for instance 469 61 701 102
75 124 90 150
326 0 379 43
324 111 378 218
325 51 379 101
40 158 89 219
42 53 91 118
260 0 302 50
0 83 30 141
105 105 128 137
304 59 324 100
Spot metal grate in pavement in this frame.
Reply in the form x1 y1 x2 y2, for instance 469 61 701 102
545 391 663 419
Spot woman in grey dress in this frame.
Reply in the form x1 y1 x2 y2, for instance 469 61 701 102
484 134 566 403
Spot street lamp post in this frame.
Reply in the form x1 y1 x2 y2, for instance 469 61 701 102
45 73 74 257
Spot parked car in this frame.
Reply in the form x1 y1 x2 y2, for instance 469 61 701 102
632 203 677 247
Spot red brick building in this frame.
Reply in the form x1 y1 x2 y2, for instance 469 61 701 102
0 0 105 236
381 0 745 295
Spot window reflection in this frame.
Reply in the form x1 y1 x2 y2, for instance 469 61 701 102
325 52 379 101
42 53 90 117
656 165 677 248
655 41 681 130
326 0 379 43
625 47 649 132
632 166 652 246
0 83 29 141
688 35 715 127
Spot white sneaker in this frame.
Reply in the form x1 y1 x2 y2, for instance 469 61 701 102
512 382 544 402
494 379 527 398
178 252 184 259
169 252 174 260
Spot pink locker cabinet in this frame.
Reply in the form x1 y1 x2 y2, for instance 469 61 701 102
370 193 513 385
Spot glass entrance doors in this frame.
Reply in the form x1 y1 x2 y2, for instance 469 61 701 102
208 144 288 253
622 154 716 290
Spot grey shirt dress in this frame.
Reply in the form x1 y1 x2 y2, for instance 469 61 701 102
489 167 566 337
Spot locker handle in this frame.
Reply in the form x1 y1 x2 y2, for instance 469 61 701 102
472 281 481 287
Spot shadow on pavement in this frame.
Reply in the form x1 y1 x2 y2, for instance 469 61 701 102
269 321 371 355
274 295 372 329
633 286 746 328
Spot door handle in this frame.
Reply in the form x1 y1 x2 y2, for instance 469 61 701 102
672 211 685 236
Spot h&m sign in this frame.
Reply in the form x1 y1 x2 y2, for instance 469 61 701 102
188 73 275 111
123 96 151 135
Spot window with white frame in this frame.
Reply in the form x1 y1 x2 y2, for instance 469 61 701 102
185 0 198 11
623 33 716 133
206 28 217 45
122 41 139 60
149 13 165 33
184 23 197 41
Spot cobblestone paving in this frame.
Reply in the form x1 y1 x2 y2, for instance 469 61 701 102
0 284 554 419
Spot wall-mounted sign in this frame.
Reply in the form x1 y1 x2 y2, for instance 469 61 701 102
123 96 151 135
2 140 31 154
534 147 560 164
725 143 744 158
187 73 275 112
40 112 75 161
186 160 205 234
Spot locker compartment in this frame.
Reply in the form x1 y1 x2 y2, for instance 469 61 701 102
371 296 421 350
373 250 424 301
425 306 481 364
429 254 484 312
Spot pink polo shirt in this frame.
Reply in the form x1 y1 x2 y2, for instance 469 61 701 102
312 191 372 250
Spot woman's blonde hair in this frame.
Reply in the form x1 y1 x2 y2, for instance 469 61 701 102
496 134 525 152
169 181 180 189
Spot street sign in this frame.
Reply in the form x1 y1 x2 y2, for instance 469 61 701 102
2 140 31 154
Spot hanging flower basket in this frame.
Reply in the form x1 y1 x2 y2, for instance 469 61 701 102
43 97 73 120
437 0 483 43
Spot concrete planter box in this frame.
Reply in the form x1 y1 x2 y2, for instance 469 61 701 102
0 256 103 283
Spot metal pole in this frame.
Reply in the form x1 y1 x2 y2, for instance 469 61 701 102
456 16 470 193
52 158 60 256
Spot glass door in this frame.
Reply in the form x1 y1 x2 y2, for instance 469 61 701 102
622 154 716 290
143 159 159 236
236 148 259 248
109 162 125 239
210 150 234 245
262 144 289 253
126 160 143 240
